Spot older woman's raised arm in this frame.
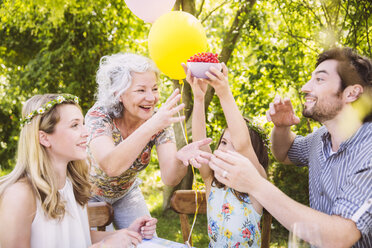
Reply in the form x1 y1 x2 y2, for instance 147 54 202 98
89 90 185 177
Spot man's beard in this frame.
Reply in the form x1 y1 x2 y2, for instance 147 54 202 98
303 93 343 123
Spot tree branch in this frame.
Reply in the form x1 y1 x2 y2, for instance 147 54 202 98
364 4 371 57
299 0 323 26
320 1 331 28
333 0 341 30
174 0 181 10
338 0 350 36
201 0 230 23
196 0 205 18
180 0 196 14
282 31 318 53
276 0 317 52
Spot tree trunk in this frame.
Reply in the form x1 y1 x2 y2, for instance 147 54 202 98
162 0 196 211
162 0 257 211
162 80 193 210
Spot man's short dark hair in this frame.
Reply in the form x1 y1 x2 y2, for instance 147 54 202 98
317 47 372 122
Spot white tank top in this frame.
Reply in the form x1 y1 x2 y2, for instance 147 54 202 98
31 179 92 248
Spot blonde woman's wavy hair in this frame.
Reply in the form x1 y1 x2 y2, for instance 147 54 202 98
0 94 91 219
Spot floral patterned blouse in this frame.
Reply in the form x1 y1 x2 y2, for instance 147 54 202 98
85 105 176 199
207 186 262 248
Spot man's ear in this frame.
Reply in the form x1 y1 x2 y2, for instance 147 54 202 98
39 131 51 148
344 84 363 103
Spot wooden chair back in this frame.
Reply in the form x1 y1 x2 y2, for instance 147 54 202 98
87 201 114 231
170 190 272 247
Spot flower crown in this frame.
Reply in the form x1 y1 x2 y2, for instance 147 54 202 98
247 122 270 148
243 118 270 149
20 94 79 126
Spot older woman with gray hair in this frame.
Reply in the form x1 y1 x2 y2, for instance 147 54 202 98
85 53 211 229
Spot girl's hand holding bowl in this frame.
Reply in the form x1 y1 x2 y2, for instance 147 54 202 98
187 52 222 79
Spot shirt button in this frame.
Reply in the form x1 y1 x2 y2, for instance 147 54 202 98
320 192 324 196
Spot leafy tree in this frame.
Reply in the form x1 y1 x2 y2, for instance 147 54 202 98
0 0 150 170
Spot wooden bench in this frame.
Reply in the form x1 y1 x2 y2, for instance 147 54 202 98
87 201 114 231
170 189 272 247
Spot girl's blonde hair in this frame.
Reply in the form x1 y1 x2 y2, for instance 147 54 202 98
0 94 91 219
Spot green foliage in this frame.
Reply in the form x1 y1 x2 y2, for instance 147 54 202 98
0 0 149 169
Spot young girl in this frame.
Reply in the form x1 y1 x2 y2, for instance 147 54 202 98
182 63 268 247
0 94 157 248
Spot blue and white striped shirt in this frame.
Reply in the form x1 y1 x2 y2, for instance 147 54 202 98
288 122 372 247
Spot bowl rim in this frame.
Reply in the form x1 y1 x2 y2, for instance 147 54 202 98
187 61 221 64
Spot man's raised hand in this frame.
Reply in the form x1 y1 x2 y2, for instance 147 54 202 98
266 95 300 127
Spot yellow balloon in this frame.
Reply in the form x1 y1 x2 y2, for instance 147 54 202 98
148 11 207 80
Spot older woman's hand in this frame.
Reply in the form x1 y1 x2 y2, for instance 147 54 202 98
150 88 185 132
128 216 157 240
176 138 213 168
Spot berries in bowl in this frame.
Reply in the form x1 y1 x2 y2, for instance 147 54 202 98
187 52 222 79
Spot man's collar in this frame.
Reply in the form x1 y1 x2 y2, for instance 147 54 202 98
321 122 372 153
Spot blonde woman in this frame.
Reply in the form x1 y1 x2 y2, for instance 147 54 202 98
0 94 157 248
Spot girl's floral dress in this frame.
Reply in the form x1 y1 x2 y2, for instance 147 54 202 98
85 105 175 199
207 186 262 248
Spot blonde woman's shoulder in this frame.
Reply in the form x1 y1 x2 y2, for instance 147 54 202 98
0 179 36 247
0 178 36 219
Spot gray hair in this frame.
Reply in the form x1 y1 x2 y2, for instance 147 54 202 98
95 53 160 118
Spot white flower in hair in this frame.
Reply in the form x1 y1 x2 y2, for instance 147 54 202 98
57 96 65 103
37 108 45 114
74 96 79 103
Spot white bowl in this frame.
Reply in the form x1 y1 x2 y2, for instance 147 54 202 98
187 62 222 79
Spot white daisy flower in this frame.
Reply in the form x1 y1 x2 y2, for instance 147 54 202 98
57 96 65 103
37 108 45 114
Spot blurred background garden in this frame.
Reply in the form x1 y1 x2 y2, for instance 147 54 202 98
1 0 371 247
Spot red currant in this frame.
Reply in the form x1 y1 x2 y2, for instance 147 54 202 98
188 52 219 63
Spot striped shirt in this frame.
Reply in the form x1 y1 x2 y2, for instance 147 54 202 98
288 122 372 247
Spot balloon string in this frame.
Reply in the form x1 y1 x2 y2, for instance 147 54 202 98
187 191 203 246
178 79 202 247
177 109 188 146
179 80 189 144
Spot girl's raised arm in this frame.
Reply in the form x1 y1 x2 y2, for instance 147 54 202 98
206 64 266 178
183 64 214 185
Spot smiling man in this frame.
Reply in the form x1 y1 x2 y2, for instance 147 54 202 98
268 47 372 247
208 47 371 247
